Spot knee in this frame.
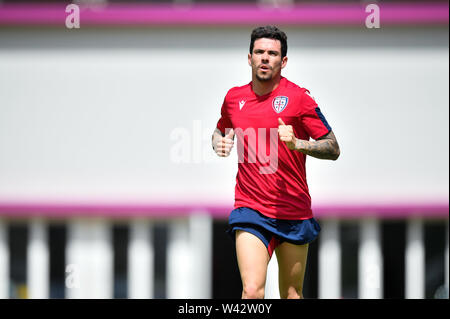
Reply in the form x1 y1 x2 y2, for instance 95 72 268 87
281 286 303 299
242 283 265 299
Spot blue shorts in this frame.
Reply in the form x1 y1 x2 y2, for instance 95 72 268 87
227 207 321 258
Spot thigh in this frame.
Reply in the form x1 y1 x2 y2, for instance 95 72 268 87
275 241 309 299
235 230 270 295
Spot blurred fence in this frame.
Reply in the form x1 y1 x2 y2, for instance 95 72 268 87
0 205 447 299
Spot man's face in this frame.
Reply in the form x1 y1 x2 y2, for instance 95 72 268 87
248 38 288 82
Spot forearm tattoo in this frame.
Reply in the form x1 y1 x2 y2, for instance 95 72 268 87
295 132 340 160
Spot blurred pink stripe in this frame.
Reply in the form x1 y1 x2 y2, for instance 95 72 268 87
0 3 448 25
0 201 447 218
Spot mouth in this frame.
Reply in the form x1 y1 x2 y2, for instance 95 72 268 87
259 65 271 71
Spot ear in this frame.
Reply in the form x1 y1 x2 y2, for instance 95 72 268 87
281 56 288 69
248 53 252 67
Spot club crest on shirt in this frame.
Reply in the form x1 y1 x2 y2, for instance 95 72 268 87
272 96 289 113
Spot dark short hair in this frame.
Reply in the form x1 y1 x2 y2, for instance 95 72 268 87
250 25 288 58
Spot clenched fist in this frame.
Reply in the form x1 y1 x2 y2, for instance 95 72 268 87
213 129 235 157
278 118 297 150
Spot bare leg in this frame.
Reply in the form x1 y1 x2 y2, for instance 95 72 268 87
235 230 270 299
275 242 309 299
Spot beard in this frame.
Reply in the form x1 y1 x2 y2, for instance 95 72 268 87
255 72 272 82
255 66 273 82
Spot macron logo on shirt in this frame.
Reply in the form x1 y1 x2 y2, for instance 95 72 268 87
239 100 246 110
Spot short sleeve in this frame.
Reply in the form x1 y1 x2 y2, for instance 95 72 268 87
299 90 332 140
216 97 232 135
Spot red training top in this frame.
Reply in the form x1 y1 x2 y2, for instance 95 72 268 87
216 77 332 220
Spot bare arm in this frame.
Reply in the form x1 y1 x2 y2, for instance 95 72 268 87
278 118 340 161
295 130 340 160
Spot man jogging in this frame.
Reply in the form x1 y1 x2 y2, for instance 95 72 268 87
212 25 340 299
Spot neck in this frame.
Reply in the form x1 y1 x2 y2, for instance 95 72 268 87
252 74 282 96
